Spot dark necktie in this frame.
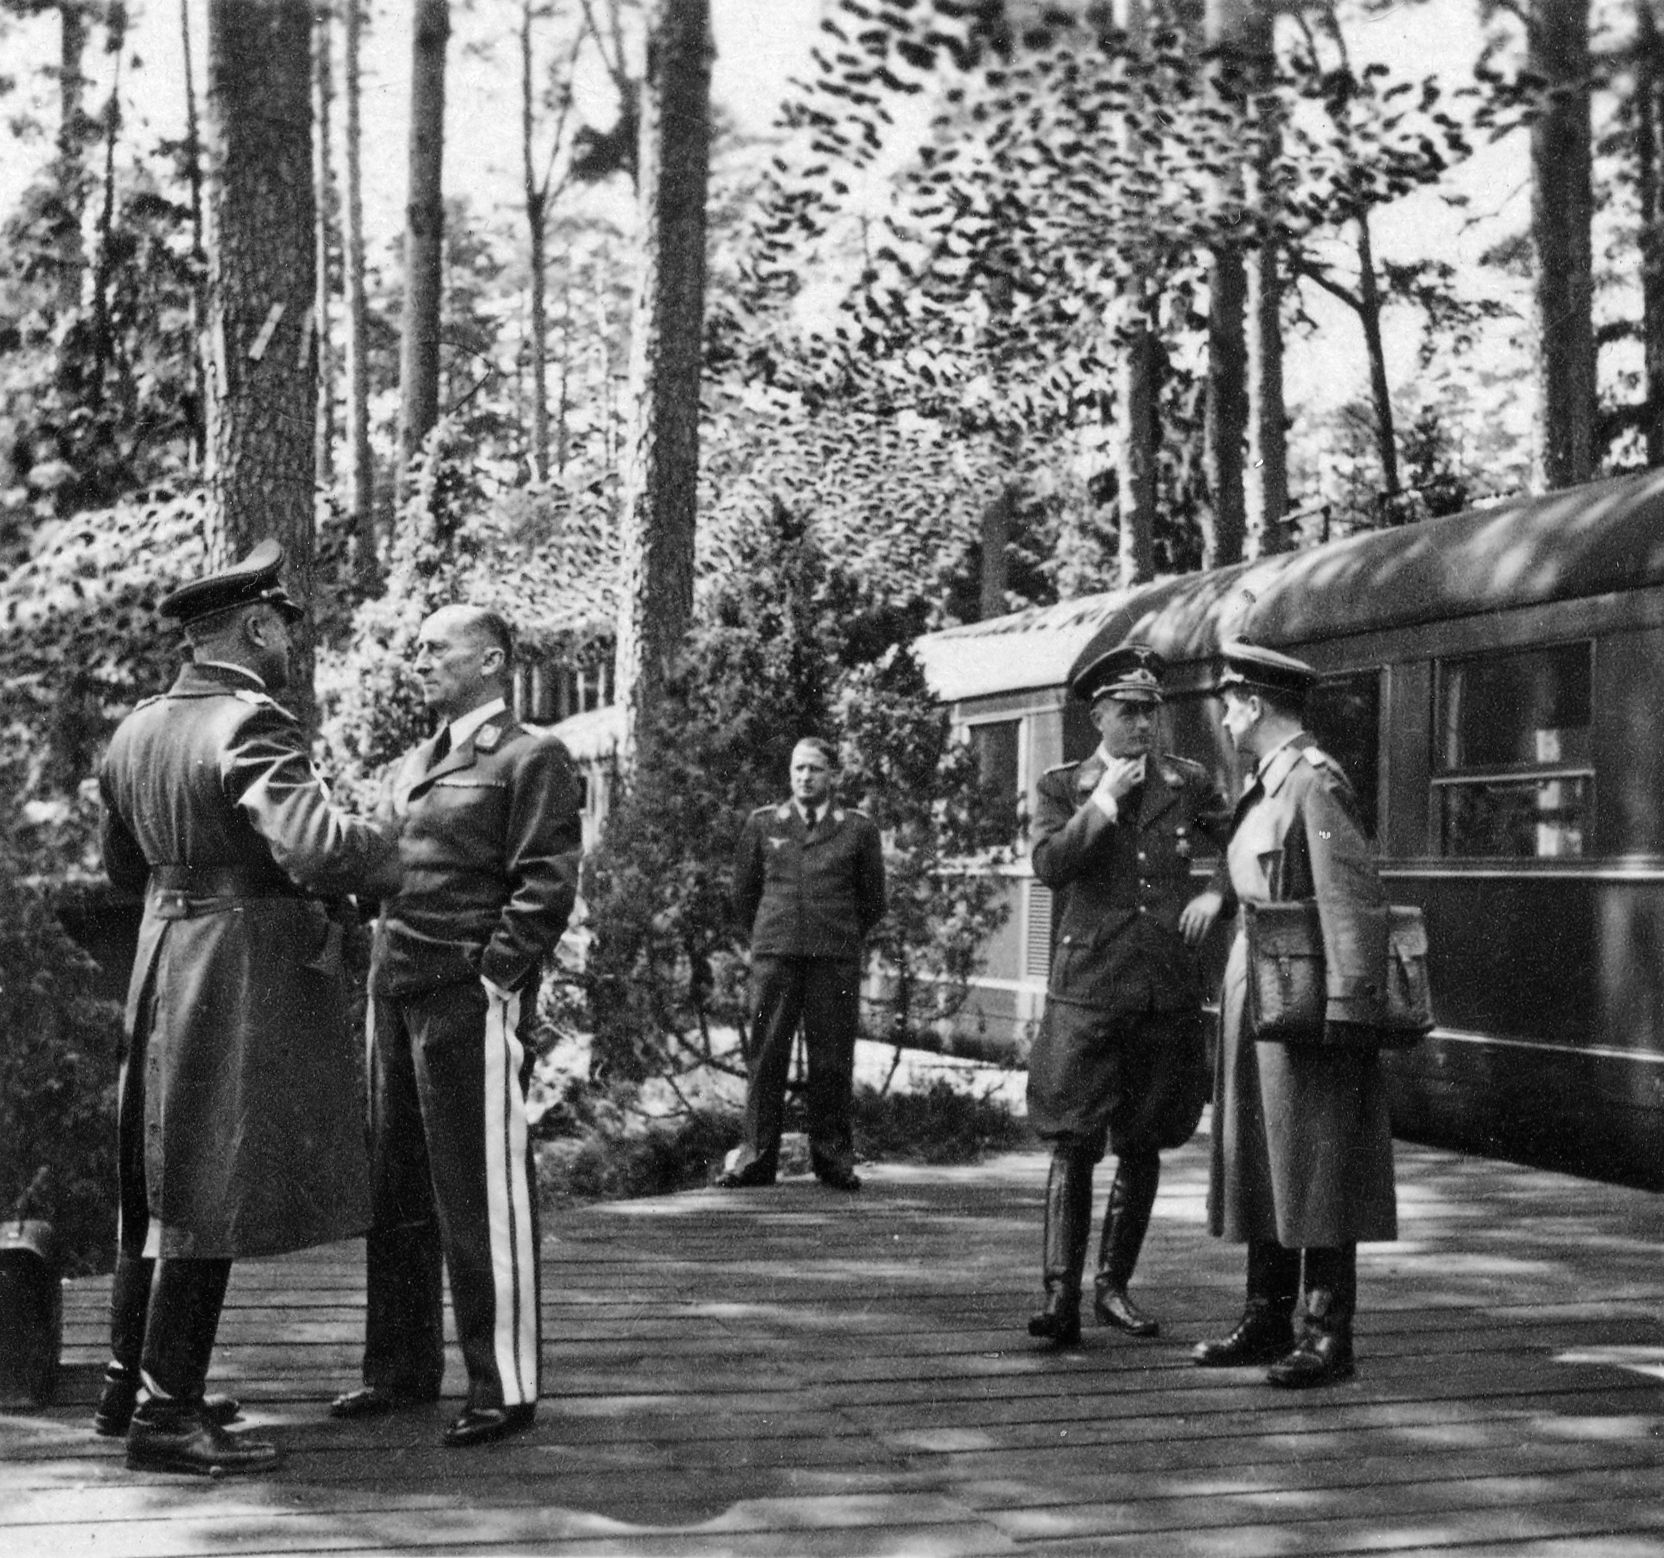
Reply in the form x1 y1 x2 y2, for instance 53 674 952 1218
428 728 452 770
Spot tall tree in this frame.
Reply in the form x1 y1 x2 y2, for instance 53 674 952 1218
53 0 90 322
396 0 450 503
204 0 318 703
180 0 208 466
612 0 712 769
1628 0 1664 469
1242 2 1288 556
1114 0 1156 586
341 0 375 583
1202 0 1249 567
1530 0 1596 488
313 0 336 488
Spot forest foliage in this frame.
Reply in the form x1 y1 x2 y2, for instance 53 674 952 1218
0 0 1659 1228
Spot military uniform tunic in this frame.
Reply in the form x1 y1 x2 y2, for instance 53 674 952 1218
1207 733 1398 1247
1026 751 1231 1154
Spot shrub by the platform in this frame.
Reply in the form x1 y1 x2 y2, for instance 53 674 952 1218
0 866 121 1275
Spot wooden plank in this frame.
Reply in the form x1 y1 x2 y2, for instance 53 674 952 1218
5 1128 1664 1557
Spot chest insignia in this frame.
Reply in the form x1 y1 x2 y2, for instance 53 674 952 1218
768 836 789 850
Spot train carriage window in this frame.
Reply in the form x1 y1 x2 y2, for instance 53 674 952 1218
1434 642 1592 858
967 718 1022 845
1307 672 1382 840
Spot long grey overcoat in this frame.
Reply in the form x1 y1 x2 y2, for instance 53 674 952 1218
1207 732 1398 1247
99 661 400 1259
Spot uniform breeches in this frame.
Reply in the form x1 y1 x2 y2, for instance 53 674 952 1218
738 955 860 1177
364 979 541 1408
1026 1004 1207 1159
111 1022 229 1402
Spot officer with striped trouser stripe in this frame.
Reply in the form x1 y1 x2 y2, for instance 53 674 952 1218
330 605 582 1448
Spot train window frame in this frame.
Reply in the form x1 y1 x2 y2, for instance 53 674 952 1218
963 714 1025 849
1305 670 1384 842
1431 639 1594 861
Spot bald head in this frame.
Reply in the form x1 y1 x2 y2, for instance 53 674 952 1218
413 605 515 721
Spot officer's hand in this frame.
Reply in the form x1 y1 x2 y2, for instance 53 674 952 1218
1179 888 1224 947
1092 755 1146 806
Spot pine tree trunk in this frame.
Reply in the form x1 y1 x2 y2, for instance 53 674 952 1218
612 0 712 771
91 5 126 405
397 0 450 502
1114 0 1155 586
522 0 551 483
1202 0 1248 568
313 2 336 489
180 0 208 467
1242 4 1286 556
342 0 376 585
1354 213 1399 499
55 2 88 322
1530 0 1596 489
205 0 318 710
1639 1 1664 465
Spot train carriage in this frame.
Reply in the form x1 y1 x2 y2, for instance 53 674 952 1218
918 470 1664 1190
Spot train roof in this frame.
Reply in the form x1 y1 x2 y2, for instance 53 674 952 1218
919 470 1664 703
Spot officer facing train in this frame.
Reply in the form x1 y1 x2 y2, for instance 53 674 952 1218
1025 643 1232 1346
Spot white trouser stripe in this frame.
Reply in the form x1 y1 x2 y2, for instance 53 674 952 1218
483 985 537 1405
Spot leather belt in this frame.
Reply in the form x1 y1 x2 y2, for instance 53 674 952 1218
150 864 303 900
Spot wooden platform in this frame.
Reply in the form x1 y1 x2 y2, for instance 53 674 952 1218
5 1126 1664 1557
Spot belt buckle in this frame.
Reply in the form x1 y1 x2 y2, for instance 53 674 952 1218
155 890 191 921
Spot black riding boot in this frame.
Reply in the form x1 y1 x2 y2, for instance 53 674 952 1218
1092 1151 1161 1337
1193 1239 1300 1366
126 1259 278 1475
95 1254 241 1437
1267 1244 1357 1388
1027 1153 1093 1346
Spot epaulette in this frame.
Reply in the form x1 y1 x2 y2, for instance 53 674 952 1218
1303 747 1335 769
1043 760 1078 776
231 687 277 709
1163 754 1206 775
133 694 165 712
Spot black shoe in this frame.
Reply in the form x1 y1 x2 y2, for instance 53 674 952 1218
1026 1293 1083 1347
1093 1284 1160 1337
126 1403 280 1476
816 1167 862 1192
442 1403 536 1448
1266 1330 1355 1389
1193 1306 1295 1367
328 1384 440 1419
715 1163 776 1188
94 1369 241 1438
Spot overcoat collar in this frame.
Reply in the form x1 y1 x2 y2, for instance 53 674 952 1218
172 660 268 697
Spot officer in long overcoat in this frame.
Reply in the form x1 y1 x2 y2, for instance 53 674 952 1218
1025 644 1232 1345
97 542 401 1474
718 737 887 1191
330 605 584 1450
1196 640 1398 1389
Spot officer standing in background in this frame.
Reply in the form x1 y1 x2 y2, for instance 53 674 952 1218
1195 640 1397 1388
1025 643 1232 1346
97 541 401 1475
718 737 887 1191
331 605 583 1448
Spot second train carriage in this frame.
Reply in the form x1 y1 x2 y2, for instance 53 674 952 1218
916 469 1664 1190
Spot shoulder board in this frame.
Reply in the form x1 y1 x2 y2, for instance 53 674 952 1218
1303 747 1334 769
1163 753 1205 774
1043 761 1078 776
133 694 165 712
231 688 277 709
